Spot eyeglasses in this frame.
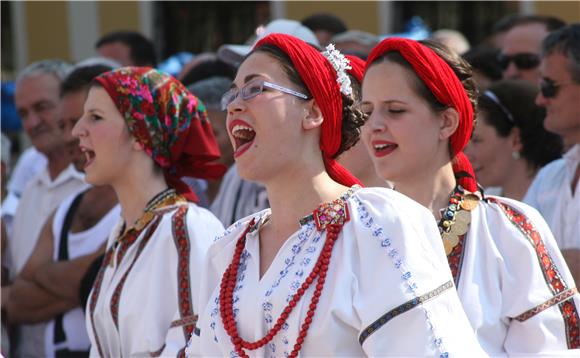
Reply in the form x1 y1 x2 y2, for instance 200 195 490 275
539 79 575 98
497 53 540 70
221 79 310 111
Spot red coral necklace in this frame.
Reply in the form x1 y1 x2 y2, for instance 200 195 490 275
219 197 350 358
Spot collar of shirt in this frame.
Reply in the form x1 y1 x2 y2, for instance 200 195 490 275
35 164 85 189
563 144 580 182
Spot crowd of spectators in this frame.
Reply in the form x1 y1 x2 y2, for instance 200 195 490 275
1 11 578 357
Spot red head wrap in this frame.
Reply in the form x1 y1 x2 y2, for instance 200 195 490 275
253 34 361 187
365 38 477 192
95 67 226 202
345 55 365 83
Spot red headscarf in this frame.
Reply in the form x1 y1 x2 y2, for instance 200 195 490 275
95 67 226 202
345 55 365 83
253 34 361 187
365 38 477 192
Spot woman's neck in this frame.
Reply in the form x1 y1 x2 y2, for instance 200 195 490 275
83 185 118 210
360 165 391 188
263 165 350 243
255 164 349 279
113 172 168 228
394 163 457 219
501 160 536 201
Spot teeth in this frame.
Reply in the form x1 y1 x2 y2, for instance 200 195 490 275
232 125 255 136
232 125 256 143
374 143 389 150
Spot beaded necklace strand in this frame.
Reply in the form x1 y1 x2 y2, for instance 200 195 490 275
219 195 351 358
114 188 182 249
438 185 479 255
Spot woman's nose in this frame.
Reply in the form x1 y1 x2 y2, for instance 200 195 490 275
71 115 86 138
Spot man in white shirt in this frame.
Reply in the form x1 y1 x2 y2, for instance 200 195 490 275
1 60 88 357
525 24 580 284
1 147 47 238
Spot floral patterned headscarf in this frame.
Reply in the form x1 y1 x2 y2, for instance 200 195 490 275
95 67 226 202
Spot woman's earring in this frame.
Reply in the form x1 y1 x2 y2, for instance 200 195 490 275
512 151 521 160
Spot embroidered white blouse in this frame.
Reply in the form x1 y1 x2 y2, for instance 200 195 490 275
188 187 486 357
451 195 580 356
86 203 224 357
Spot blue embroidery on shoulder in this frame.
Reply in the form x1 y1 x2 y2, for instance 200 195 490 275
352 196 449 357
213 220 244 243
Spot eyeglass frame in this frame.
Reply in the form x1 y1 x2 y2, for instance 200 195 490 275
497 52 541 70
539 79 576 98
221 79 311 111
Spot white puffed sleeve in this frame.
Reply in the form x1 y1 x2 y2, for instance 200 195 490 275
481 197 580 355
348 188 486 357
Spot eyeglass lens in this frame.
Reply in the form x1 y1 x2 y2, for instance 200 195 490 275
498 53 540 70
221 81 264 110
540 81 557 98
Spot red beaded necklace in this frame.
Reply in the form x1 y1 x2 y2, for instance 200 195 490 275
219 197 350 358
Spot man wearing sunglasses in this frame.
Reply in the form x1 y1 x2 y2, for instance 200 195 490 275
500 15 565 84
525 24 580 286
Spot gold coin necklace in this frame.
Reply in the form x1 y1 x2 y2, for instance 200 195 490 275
438 185 479 255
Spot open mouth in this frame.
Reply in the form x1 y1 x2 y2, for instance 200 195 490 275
81 147 96 169
372 141 398 157
68 145 87 170
229 120 256 158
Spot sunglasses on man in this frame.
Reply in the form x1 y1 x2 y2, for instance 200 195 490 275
539 79 575 98
497 53 540 70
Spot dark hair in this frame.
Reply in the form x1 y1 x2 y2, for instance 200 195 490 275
492 14 522 35
61 64 113 97
181 59 236 87
369 40 479 119
301 13 347 35
478 80 563 170
96 31 157 67
508 15 566 32
542 23 580 83
250 44 366 157
463 46 503 82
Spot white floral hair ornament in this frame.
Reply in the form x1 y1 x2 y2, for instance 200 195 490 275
323 43 353 96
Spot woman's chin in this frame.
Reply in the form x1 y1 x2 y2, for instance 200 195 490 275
375 167 398 184
236 163 269 184
84 171 107 187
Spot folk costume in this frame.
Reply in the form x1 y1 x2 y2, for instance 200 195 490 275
188 34 485 357
366 38 580 356
85 67 226 357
